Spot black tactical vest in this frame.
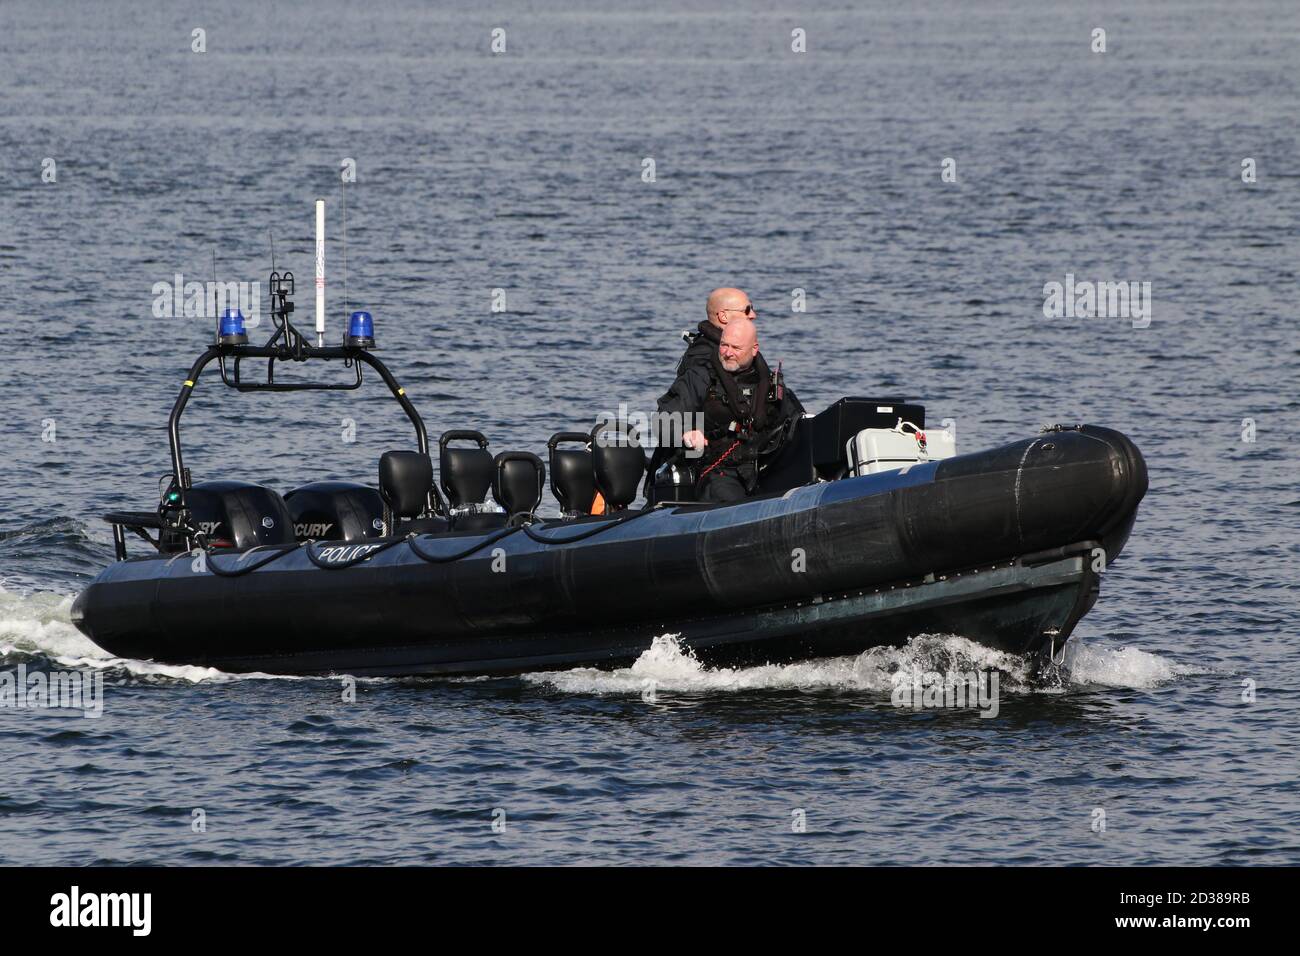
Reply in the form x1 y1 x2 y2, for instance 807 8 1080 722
700 366 778 470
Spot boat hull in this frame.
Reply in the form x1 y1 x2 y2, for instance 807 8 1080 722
72 426 1146 676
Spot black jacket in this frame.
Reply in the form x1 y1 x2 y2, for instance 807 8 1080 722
675 321 722 378
656 353 803 491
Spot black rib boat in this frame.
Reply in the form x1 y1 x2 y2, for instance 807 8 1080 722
72 220 1148 677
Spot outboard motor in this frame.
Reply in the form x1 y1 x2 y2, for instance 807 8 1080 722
592 431 646 512
493 452 545 526
547 432 596 518
439 430 507 531
284 481 385 542
167 480 296 551
379 451 436 535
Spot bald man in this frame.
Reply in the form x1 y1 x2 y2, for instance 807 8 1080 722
674 287 757 378
656 319 803 503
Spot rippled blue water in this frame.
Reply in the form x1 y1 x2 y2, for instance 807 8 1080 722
1 0 1297 865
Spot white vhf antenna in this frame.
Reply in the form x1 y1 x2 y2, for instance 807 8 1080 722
314 198 326 347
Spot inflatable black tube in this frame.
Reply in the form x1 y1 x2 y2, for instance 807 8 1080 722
72 426 1146 675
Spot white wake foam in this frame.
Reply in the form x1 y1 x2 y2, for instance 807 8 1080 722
3 585 1194 693
526 632 1192 696
1061 639 1200 688
0 587 125 664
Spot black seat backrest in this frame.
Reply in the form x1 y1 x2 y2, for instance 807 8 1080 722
439 430 494 508
548 431 596 516
285 481 384 542
591 427 646 511
379 451 433 521
493 452 545 524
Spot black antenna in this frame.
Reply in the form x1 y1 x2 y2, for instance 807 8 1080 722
211 249 219 344
341 180 349 324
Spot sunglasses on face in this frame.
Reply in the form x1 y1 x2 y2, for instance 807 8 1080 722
725 304 755 316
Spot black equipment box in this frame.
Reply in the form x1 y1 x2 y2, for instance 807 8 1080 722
810 397 925 478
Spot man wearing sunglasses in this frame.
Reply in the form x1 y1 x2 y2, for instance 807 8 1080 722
656 318 802 504
674 287 757 378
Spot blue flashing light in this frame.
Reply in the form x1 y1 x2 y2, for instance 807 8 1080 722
346 310 375 348
219 308 248 345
